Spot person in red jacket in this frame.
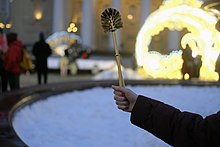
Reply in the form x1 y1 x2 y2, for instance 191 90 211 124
112 85 220 147
4 33 23 90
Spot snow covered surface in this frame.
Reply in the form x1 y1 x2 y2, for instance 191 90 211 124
12 85 220 147
47 56 60 69
76 58 115 71
47 56 116 71
93 65 143 80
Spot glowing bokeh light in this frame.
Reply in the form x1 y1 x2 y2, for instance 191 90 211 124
6 24 12 29
135 0 220 81
67 22 78 33
0 23 5 28
127 14 133 20
34 10 43 20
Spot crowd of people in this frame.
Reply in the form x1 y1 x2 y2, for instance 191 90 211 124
0 29 52 93
0 28 92 93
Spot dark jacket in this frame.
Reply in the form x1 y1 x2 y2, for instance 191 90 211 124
32 40 52 70
131 95 220 147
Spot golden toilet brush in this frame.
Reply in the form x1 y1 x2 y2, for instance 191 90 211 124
101 8 125 87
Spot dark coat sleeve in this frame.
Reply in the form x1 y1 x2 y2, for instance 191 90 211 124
130 95 220 147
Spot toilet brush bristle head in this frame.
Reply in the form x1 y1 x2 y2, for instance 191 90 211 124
101 8 123 33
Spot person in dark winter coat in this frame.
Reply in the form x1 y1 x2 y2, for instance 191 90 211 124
181 45 193 80
112 85 220 147
32 32 52 85
4 33 23 90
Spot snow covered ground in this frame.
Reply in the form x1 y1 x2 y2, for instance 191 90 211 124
12 85 220 147
93 64 143 80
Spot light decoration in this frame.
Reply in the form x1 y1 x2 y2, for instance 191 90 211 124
46 31 81 56
135 0 220 81
32 0 45 21
0 23 12 29
34 10 43 20
127 14 133 20
0 23 5 28
67 22 78 33
203 1 220 18
6 23 12 29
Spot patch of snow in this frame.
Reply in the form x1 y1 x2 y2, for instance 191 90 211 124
12 85 220 147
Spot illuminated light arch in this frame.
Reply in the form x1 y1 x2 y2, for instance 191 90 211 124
135 0 220 81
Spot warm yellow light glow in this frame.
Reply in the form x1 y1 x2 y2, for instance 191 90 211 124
184 73 190 80
67 27 72 33
67 22 78 33
0 23 4 28
35 11 43 20
72 27 78 33
192 51 198 58
135 0 220 81
127 14 133 20
6 24 12 29
204 2 220 16
70 23 75 28
141 51 183 79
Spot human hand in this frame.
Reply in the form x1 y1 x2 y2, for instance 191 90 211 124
112 85 138 112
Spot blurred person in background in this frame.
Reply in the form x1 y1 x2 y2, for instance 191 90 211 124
32 32 52 85
181 45 193 80
59 49 69 76
193 55 202 78
4 32 23 90
0 28 7 92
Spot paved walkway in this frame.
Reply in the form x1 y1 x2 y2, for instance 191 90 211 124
20 71 93 88
6 71 220 90
0 71 94 146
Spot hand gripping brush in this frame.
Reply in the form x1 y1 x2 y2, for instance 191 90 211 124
101 8 125 87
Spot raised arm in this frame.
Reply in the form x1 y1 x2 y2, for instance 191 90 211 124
112 85 220 147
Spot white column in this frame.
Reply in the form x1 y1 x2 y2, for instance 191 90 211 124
140 0 151 26
81 0 94 48
52 0 65 33
168 31 179 51
110 0 121 50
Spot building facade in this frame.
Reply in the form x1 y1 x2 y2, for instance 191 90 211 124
0 0 216 54
0 0 168 54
